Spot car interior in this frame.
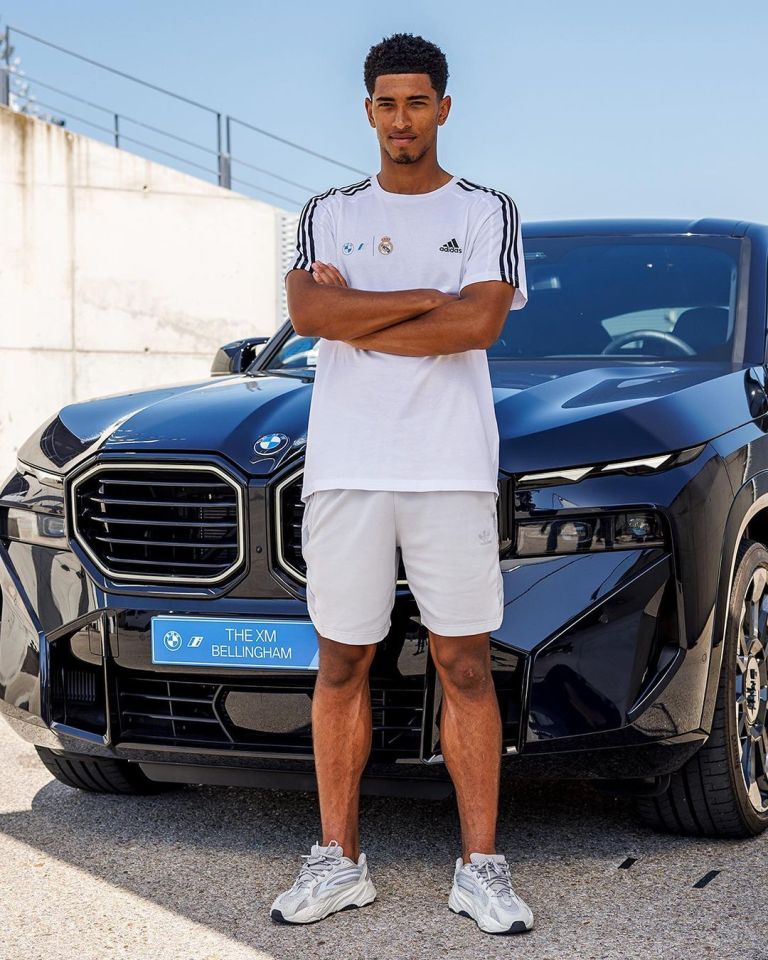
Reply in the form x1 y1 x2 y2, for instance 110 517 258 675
488 238 738 361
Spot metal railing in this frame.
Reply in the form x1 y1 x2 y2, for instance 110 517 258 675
0 25 369 209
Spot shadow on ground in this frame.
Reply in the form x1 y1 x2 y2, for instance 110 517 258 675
1 760 763 960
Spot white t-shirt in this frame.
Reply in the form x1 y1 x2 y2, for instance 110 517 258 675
288 173 528 503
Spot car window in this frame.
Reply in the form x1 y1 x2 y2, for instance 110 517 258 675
486 236 741 362
266 334 320 372
267 236 743 370
601 307 678 338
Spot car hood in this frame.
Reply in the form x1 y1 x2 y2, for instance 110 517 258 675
490 360 760 471
27 362 759 477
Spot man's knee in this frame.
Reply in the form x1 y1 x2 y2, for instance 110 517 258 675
429 633 493 697
316 634 377 688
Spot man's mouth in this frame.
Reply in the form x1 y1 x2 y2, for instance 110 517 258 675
390 135 416 146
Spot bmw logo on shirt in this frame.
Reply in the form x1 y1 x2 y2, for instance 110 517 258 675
253 433 290 456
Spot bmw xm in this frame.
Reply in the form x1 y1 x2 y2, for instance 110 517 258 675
2 217 768 838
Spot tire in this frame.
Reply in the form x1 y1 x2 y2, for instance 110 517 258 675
35 747 182 795
634 537 768 837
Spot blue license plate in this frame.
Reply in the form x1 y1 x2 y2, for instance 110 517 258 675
150 616 319 670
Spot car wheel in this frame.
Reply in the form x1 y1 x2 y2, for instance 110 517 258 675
35 747 182 795
635 537 768 837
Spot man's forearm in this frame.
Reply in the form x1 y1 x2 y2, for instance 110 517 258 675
342 296 491 356
287 272 452 340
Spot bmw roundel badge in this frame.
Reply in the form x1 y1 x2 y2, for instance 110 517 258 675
253 433 290 456
163 630 183 652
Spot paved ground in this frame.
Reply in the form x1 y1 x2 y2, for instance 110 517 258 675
0 721 765 960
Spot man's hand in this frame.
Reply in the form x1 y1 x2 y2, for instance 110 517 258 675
341 280 514 356
286 266 455 340
311 261 348 287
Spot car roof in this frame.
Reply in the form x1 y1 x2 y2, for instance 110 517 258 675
521 217 765 239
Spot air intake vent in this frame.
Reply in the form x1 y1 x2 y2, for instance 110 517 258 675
274 468 408 586
114 670 425 758
70 463 245 585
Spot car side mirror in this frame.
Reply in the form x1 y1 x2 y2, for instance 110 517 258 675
211 337 271 376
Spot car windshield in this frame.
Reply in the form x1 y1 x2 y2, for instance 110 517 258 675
264 234 742 373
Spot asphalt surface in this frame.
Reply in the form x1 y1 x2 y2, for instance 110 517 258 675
0 720 765 960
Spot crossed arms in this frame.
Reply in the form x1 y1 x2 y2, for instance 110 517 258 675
285 261 515 357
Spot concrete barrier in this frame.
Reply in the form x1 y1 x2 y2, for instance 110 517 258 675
0 105 297 475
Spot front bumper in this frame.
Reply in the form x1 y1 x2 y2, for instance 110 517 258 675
0 529 710 787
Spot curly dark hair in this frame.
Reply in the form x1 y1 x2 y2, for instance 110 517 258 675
363 33 449 99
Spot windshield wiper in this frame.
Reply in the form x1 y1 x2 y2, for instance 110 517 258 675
252 368 315 379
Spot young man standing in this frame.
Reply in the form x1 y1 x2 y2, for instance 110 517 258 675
271 33 532 936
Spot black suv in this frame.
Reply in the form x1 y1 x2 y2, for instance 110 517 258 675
2 218 767 839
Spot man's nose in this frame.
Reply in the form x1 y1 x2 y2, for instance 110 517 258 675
392 110 411 130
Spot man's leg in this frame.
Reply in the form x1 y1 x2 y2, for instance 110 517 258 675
312 633 378 862
270 631 378 924
428 630 501 861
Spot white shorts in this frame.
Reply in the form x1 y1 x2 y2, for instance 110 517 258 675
301 488 504 645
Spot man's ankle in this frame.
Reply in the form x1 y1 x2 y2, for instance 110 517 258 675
320 836 359 861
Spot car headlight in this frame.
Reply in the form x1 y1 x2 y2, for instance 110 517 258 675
514 509 665 557
516 443 706 487
6 508 66 546
15 458 64 488
0 459 66 547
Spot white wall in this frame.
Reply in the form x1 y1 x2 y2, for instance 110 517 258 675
0 106 296 476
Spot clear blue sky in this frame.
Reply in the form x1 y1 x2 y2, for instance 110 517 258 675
1 1 765 223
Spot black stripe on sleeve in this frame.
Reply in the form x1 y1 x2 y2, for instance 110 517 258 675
305 193 324 267
457 178 518 285
504 194 521 287
291 178 372 270
302 189 332 269
339 177 372 195
292 198 314 270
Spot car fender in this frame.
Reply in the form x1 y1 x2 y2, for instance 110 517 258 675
700 470 768 733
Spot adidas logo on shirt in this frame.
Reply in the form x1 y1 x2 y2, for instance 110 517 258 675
439 238 462 253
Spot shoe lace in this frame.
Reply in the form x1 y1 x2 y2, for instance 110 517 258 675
291 848 342 892
468 859 516 902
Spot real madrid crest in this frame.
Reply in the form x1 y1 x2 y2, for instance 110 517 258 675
377 235 394 255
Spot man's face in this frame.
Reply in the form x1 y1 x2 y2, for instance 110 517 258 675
365 73 451 165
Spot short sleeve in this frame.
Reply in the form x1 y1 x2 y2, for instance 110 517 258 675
460 196 528 310
286 193 336 277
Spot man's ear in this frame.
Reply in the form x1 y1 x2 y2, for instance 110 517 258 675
437 94 452 126
365 97 375 128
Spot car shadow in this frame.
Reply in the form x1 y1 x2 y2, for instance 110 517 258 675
0 768 753 959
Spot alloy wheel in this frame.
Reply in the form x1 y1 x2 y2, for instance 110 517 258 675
736 564 768 813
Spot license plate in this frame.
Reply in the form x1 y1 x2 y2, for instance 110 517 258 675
150 616 319 670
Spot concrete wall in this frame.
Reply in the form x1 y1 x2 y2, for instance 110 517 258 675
0 106 294 476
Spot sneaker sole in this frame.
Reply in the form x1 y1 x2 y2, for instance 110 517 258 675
449 886 533 935
270 882 376 925
450 906 530 935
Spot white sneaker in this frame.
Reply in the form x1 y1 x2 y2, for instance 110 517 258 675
449 852 534 934
270 840 377 925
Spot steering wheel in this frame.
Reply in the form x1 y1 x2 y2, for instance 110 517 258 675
600 329 696 357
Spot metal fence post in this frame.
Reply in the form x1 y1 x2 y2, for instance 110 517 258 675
0 27 10 107
217 112 231 189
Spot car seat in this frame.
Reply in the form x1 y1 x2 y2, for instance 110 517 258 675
672 306 731 359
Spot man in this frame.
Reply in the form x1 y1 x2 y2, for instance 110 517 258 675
271 32 532 936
